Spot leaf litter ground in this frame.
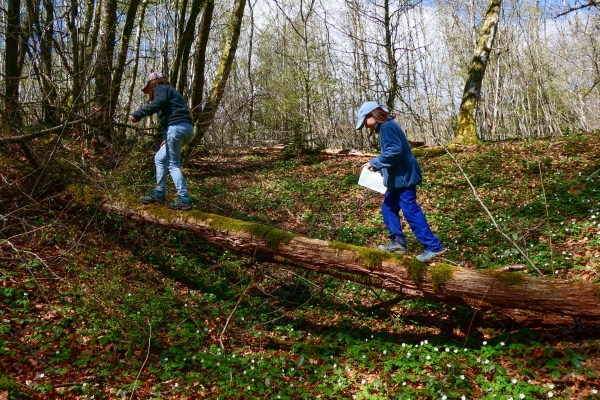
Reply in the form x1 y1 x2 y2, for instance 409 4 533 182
1 133 599 399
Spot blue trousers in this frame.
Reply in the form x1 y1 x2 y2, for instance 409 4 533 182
382 187 443 252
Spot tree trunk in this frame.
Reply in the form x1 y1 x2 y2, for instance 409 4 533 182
25 0 59 125
81 0 98 77
91 194 600 324
4 0 22 125
189 0 215 121
93 0 117 140
455 0 502 144
383 0 398 111
68 0 81 113
123 0 148 133
246 0 255 135
109 0 142 129
170 0 205 93
184 0 246 158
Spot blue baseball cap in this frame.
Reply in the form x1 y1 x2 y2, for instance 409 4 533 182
356 101 388 130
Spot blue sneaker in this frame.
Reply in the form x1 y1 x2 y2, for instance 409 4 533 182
169 196 192 211
416 248 446 263
377 242 407 254
139 189 165 205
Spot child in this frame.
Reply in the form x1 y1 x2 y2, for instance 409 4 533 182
129 72 194 210
356 101 445 262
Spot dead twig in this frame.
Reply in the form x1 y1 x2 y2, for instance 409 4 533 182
51 378 97 389
0 117 91 144
496 265 527 272
129 319 152 400
587 167 600 181
219 272 256 349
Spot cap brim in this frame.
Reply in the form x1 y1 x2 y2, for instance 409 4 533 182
355 118 365 130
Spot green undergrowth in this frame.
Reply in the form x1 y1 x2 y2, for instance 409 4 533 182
175 133 600 278
2 132 600 399
2 216 598 399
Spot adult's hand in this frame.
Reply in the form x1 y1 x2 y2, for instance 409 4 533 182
128 115 137 124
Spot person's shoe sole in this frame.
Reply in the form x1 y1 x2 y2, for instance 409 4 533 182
416 249 446 263
168 204 192 211
140 198 165 205
377 245 407 255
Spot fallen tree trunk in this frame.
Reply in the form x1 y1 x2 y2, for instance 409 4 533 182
84 191 600 324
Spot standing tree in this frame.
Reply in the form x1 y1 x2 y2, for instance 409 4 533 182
189 0 215 122
455 0 502 144
184 0 247 158
25 0 59 125
92 0 117 141
109 0 143 132
4 0 24 125
170 0 206 93
275 0 319 148
67 0 82 113
123 0 148 128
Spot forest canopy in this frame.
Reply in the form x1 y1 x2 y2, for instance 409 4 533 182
1 0 599 151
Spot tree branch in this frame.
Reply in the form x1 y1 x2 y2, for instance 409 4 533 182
0 117 90 144
554 1 598 18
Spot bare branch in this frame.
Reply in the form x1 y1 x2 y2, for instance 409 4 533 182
554 1 599 18
0 117 90 144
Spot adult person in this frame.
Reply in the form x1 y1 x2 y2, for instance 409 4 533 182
129 72 194 210
356 101 445 262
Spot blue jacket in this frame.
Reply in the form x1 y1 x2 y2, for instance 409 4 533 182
369 118 422 191
131 84 193 133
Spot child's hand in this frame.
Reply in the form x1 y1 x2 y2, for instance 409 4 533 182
362 162 372 171
129 115 137 124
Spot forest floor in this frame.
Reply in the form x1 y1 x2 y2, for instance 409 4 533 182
1 132 599 399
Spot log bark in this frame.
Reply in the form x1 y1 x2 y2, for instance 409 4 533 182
92 195 600 324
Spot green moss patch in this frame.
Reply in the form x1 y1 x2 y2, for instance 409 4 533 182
430 263 456 292
68 184 104 205
328 241 359 253
328 241 394 269
187 211 296 250
405 258 429 283
356 248 393 269
245 223 297 251
492 271 527 287
0 372 19 395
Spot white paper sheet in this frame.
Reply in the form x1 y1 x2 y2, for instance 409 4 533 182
358 168 386 194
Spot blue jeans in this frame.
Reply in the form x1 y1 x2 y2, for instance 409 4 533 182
154 122 194 197
382 187 443 252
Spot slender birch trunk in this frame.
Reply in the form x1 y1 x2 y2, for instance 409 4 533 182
455 0 502 144
189 0 215 121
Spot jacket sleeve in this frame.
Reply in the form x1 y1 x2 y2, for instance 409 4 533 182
130 85 169 121
369 125 404 171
